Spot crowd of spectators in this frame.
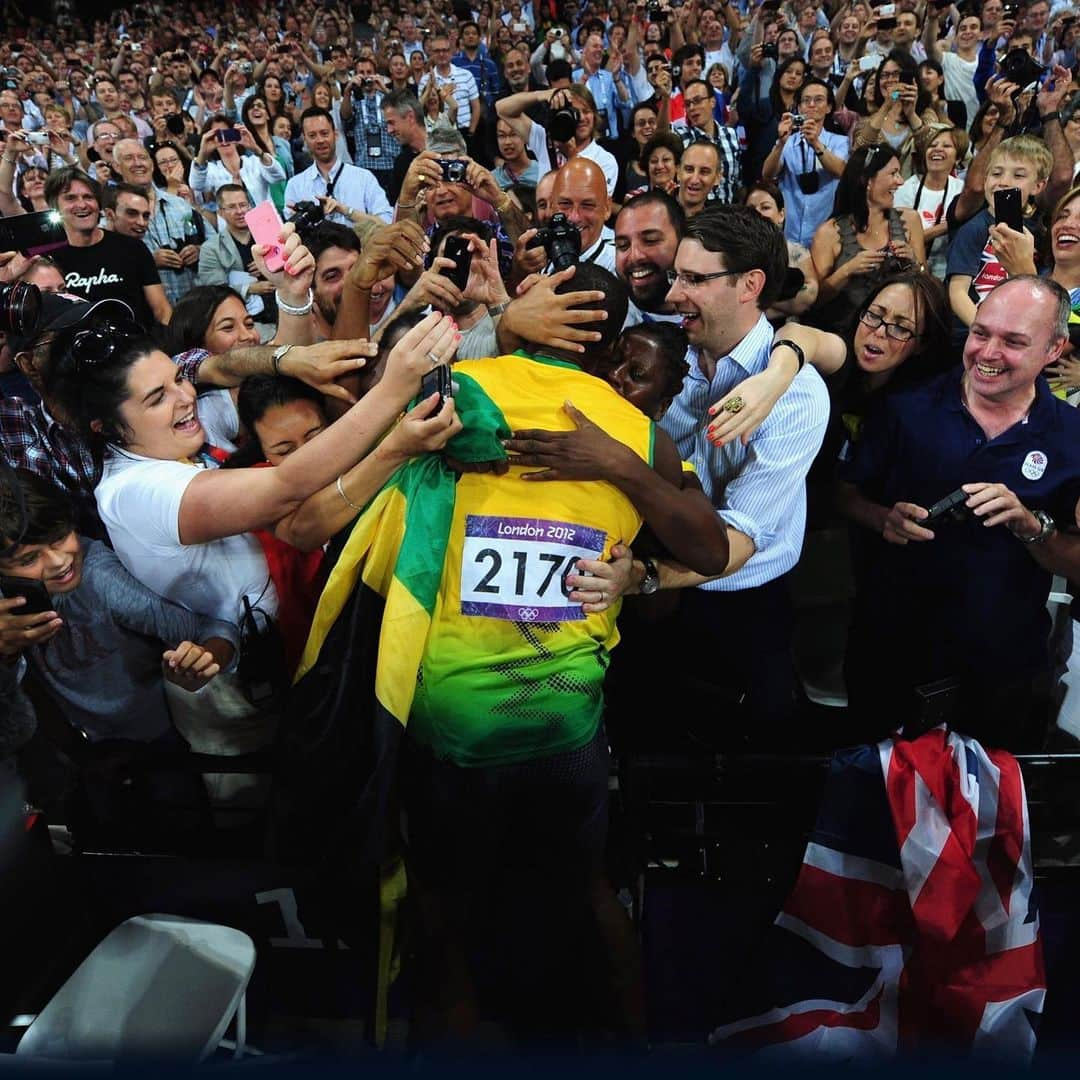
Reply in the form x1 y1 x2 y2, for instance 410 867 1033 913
3 0 1080 1051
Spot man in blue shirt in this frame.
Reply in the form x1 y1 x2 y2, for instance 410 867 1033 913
454 21 504 166
573 31 627 140
838 277 1080 749
647 206 831 729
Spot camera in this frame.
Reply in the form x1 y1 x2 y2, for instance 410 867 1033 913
1002 2 1019 18
526 212 581 272
553 28 563 38
0 281 41 337
165 113 186 136
879 245 913 276
548 105 580 143
761 42 779 60
999 46 1044 89
239 61 254 75
647 1 661 18
790 112 806 129
438 158 468 183
921 488 972 528
291 199 326 236
25 132 50 146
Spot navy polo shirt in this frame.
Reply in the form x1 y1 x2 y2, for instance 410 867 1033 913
839 368 1080 681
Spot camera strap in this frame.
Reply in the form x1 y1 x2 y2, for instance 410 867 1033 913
583 238 609 265
323 161 345 198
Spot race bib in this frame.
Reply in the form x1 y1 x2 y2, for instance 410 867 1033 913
460 514 606 623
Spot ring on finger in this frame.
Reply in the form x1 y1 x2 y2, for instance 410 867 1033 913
722 395 746 415
427 350 441 367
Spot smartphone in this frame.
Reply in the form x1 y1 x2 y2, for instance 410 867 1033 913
859 53 883 71
0 208 68 256
994 186 1024 232
439 234 472 293
215 127 242 144
244 200 286 272
165 113 186 135
0 575 53 617
417 364 452 410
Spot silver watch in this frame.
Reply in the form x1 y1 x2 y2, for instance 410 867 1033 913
1018 509 1056 545
639 558 660 595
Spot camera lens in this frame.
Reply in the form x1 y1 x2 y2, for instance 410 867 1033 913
0 281 42 338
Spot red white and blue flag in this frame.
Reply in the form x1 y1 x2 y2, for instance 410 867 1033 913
709 729 1045 1061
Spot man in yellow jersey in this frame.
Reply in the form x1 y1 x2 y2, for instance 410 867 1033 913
295 263 727 1044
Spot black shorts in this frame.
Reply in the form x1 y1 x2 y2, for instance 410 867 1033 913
400 727 610 894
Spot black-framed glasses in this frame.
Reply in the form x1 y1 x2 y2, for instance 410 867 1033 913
859 309 918 342
70 320 141 372
666 268 742 288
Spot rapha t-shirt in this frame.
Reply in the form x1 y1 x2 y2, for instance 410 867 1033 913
53 231 161 328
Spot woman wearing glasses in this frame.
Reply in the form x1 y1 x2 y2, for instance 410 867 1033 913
705 272 951 457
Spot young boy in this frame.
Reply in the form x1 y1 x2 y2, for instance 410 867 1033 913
946 135 1050 336
0 467 238 846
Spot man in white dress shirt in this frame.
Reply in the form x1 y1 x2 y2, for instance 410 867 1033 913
283 107 393 226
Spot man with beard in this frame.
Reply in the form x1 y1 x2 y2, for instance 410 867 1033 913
614 191 685 324
307 222 409 344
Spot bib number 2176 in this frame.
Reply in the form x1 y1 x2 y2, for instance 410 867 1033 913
460 514 606 622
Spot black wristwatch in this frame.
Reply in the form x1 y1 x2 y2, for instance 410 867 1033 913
639 557 660 595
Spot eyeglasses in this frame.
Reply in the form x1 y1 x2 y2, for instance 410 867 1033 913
877 69 901 82
666 268 742 288
684 95 711 107
70 320 141 372
859 309 918 342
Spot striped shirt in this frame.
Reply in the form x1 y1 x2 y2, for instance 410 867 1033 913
659 314 829 590
418 65 479 130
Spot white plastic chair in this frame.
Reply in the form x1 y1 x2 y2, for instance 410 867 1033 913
15 914 256 1063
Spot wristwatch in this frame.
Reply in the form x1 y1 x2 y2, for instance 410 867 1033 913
271 343 293 376
487 300 511 317
639 557 660 596
1018 509 1056 544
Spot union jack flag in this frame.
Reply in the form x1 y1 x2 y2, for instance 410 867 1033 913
709 729 1046 1061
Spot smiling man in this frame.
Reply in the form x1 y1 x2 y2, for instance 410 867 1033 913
614 190 685 319
45 167 171 327
837 276 1080 749
653 205 829 727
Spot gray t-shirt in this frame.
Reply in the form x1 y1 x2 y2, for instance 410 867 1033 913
27 540 238 742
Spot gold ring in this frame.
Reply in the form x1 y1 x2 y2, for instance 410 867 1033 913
722 396 745 415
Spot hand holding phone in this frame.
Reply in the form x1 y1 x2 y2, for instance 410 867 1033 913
0 576 54 617
993 186 1024 233
244 200 286 273
438 234 472 293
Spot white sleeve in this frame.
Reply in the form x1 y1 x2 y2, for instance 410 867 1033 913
462 72 479 102
196 389 240 451
97 462 199 548
527 121 552 175
362 169 393 223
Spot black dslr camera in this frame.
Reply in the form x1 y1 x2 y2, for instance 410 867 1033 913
999 47 1044 89
0 281 41 337
548 105 580 143
291 199 326 236
761 42 779 60
526 212 581 271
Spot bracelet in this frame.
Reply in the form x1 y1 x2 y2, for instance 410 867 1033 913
771 338 806 372
336 475 363 513
275 289 314 316
487 300 511 317
397 200 417 209
1040 111 1061 124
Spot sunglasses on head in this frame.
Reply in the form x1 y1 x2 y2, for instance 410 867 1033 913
70 320 142 372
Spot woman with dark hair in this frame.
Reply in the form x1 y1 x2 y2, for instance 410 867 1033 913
810 145 926 333
742 180 820 317
14 166 49 213
967 97 1002 164
632 130 683 196
705 272 952 455
851 50 936 178
622 102 660 194
259 75 290 125
40 310 460 647
387 51 418 95
740 54 807 186
168 285 262 359
242 94 294 179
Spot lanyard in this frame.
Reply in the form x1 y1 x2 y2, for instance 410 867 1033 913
322 161 345 198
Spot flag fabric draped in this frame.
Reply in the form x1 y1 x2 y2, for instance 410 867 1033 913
709 728 1045 1061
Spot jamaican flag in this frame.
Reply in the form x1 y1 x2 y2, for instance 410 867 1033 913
270 365 511 875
